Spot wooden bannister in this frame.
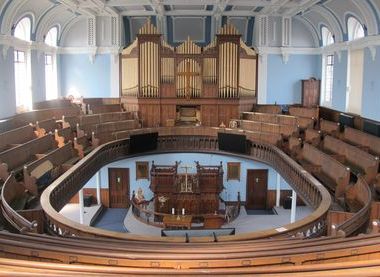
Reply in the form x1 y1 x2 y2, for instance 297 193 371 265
1 173 38 233
41 127 332 242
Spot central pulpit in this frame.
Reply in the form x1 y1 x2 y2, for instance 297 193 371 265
150 161 224 215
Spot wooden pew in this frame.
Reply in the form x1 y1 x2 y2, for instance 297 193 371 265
322 135 379 182
94 120 139 143
0 134 58 181
0 125 38 153
74 136 95 158
289 106 319 119
23 142 80 196
33 99 74 110
88 104 122 114
99 112 133 123
54 127 74 148
320 119 340 136
35 118 60 135
252 104 282 114
304 128 322 146
342 126 380 157
297 143 350 199
239 120 298 137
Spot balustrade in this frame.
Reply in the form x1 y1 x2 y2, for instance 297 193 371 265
40 129 331 241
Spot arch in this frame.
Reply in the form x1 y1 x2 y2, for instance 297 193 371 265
308 5 344 43
44 26 58 47
1 0 31 35
294 16 320 48
320 25 335 46
34 4 66 43
346 15 365 40
352 0 378 35
13 16 32 41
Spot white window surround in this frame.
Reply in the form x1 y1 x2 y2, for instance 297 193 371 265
347 17 365 41
321 26 334 46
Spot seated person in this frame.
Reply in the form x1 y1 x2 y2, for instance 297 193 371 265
134 187 148 208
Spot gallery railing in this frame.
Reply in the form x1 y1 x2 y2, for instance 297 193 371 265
1 173 38 233
41 130 332 242
336 176 372 236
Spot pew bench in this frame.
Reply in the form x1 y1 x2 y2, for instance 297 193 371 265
320 119 340 136
342 126 380 157
23 142 80 196
0 125 38 153
304 129 322 146
0 134 58 181
35 118 60 134
74 136 95 158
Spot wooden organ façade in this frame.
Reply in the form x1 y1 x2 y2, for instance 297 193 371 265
121 20 257 127
150 161 224 215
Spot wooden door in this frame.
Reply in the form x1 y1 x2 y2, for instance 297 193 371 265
302 79 320 107
246 169 268 210
108 168 130 208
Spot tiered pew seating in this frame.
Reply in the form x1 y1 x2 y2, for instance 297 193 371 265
74 136 96 158
88 104 122 114
297 143 350 199
341 126 380 157
35 118 60 134
238 119 299 137
94 120 140 143
252 104 282 114
0 134 58 181
0 125 39 153
288 106 319 119
320 119 340 136
33 99 75 110
23 142 80 196
304 128 322 146
54 127 74 148
321 135 379 182
242 112 314 129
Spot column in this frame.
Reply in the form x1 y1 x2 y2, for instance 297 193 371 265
79 189 84 224
290 189 297 223
276 173 281 207
96 171 101 205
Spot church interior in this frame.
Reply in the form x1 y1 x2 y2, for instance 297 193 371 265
1 0 380 275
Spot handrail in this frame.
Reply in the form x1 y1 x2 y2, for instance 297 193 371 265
41 127 332 242
337 176 372 236
1 173 37 233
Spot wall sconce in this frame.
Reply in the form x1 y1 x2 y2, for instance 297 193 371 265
116 177 121 183
255 178 259 183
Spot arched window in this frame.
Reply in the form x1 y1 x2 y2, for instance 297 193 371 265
45 27 58 47
347 17 365 41
13 17 32 112
321 26 334 46
14 17 31 41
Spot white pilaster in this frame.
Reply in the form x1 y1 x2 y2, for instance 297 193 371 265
290 190 297 223
96 171 102 205
79 189 84 224
276 173 281 207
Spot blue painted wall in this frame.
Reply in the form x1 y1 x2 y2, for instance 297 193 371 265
331 50 348 112
84 152 291 202
58 54 111 98
0 46 16 119
266 54 321 104
361 46 380 121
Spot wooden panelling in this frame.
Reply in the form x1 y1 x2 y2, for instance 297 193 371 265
327 211 354 235
69 188 110 208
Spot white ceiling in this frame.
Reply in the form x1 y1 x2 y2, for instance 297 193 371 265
56 0 323 17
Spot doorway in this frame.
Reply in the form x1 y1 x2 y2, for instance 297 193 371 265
246 169 268 210
108 168 130 208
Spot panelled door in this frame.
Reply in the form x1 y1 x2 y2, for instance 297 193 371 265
246 169 268 210
108 168 130 208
